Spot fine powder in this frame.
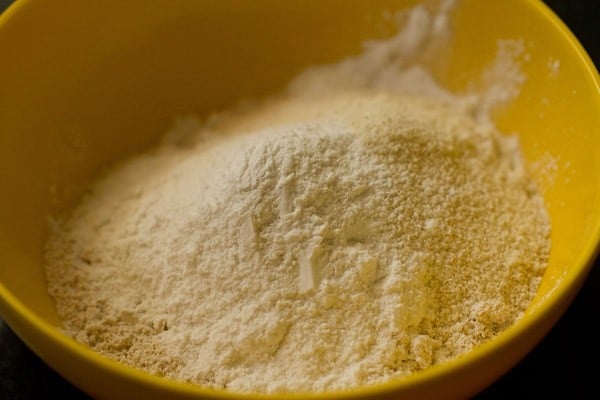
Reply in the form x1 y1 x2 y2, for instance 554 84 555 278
44 4 551 394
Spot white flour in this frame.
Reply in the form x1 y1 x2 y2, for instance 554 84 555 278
44 1 550 393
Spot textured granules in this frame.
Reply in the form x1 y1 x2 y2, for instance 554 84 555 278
45 93 550 392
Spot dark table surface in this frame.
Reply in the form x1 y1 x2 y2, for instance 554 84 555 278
1 0 599 399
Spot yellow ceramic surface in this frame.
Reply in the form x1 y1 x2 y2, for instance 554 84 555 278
0 0 598 399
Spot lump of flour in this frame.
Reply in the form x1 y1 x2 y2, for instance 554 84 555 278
45 91 550 392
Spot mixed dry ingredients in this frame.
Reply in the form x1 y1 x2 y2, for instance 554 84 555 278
45 2 550 393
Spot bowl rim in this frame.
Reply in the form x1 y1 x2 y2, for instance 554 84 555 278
1 0 599 398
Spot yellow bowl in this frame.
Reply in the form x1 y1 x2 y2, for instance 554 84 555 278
1 0 599 399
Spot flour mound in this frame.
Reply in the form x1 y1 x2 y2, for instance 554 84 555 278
45 92 550 392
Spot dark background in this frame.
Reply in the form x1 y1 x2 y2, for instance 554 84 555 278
0 0 598 399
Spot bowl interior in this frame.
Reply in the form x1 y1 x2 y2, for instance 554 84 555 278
1 0 599 399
